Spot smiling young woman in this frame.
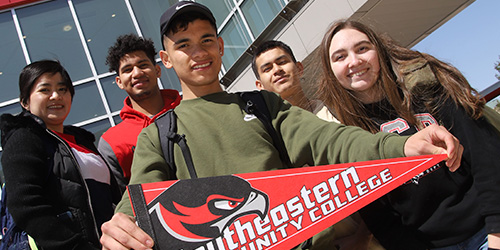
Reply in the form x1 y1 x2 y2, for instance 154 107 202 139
0 60 121 250
20 71 72 133
316 20 500 250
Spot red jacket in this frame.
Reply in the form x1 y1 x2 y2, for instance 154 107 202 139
98 89 181 191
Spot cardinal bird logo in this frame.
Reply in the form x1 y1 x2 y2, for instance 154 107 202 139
147 175 269 249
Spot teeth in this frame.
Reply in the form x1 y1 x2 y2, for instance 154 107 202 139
193 62 210 69
351 69 367 77
48 105 62 109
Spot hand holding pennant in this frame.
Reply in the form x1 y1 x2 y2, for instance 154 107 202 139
128 154 447 250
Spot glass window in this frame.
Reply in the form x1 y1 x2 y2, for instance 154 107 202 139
241 0 283 37
158 62 181 92
66 81 106 125
0 103 22 116
72 0 137 75
113 114 122 126
16 0 92 81
129 0 177 54
219 14 251 70
81 119 111 147
197 0 233 28
0 12 26 104
100 74 127 113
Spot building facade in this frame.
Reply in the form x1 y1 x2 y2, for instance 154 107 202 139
0 0 481 179
0 0 292 134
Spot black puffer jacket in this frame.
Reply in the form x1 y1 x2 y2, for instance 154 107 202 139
0 111 121 250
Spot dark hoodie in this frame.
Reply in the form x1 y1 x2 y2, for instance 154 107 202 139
358 70 500 249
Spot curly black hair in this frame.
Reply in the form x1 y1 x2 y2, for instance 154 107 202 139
106 33 157 73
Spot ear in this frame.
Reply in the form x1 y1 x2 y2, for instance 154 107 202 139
217 37 224 56
155 64 162 78
115 76 125 90
296 61 304 76
255 80 264 90
21 101 29 111
159 50 173 69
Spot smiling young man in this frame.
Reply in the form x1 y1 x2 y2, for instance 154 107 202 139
253 41 306 107
99 2 463 250
98 34 181 192
252 40 338 122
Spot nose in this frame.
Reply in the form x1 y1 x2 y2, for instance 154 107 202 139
131 66 143 78
192 44 209 59
50 90 62 100
272 63 284 75
348 54 363 67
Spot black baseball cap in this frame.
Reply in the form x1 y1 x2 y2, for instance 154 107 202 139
160 1 216 39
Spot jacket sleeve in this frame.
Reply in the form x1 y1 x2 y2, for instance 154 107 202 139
98 136 127 193
2 128 99 250
115 123 172 216
440 101 500 234
259 91 408 167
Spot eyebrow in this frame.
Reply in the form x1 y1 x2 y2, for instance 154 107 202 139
259 54 288 71
119 59 150 72
331 40 372 55
174 33 216 46
34 83 51 88
35 82 66 88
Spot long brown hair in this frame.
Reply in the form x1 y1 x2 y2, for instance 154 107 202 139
317 20 484 133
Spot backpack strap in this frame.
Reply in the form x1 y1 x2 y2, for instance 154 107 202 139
239 91 293 168
239 91 314 248
239 92 310 249
127 184 157 245
155 110 198 179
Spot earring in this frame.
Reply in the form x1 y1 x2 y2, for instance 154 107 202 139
219 51 222 55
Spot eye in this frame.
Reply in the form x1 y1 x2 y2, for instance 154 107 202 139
202 38 214 44
332 54 345 62
58 87 68 93
277 59 288 65
357 43 374 54
214 200 242 210
176 43 188 49
262 66 272 73
358 46 369 53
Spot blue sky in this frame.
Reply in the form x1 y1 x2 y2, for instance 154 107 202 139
412 0 500 95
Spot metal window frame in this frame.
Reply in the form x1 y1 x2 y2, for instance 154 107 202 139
0 0 298 126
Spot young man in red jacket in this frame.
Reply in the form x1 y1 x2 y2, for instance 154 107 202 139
98 34 181 191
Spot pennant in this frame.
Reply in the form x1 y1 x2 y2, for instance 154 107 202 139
128 154 447 250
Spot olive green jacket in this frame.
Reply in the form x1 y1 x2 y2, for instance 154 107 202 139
116 91 407 215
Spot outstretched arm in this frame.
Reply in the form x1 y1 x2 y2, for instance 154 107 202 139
100 213 154 250
404 124 463 172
